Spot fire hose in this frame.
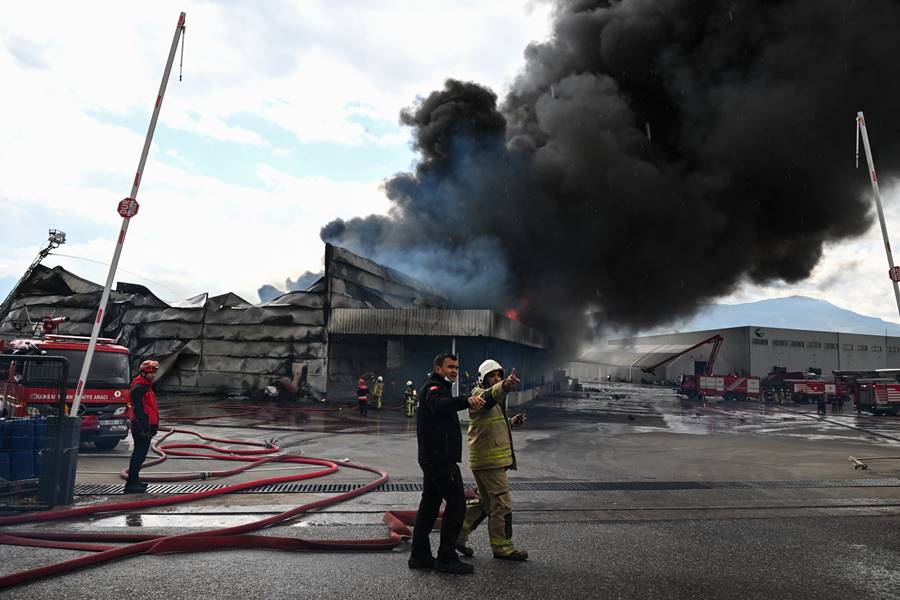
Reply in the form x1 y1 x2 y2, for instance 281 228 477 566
0 424 426 590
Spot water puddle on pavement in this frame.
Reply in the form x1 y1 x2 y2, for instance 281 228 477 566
88 513 357 528
90 514 267 528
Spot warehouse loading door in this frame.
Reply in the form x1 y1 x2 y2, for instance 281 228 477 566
694 361 707 375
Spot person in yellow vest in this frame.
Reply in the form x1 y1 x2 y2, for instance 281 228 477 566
456 359 528 561
373 376 384 409
405 380 417 417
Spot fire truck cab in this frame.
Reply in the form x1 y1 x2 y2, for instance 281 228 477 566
0 334 132 449
784 379 851 405
679 374 760 401
833 369 900 416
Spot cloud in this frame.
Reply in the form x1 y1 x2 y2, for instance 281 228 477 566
0 1 551 303
723 185 900 323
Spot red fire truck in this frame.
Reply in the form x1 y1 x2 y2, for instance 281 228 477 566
0 327 133 449
784 379 852 404
642 334 760 401
833 369 900 416
678 374 761 401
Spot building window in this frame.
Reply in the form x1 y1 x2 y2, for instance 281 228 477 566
872 345 883 352
790 341 804 347
842 344 853 351
773 340 789 347
807 341 822 349
857 345 868 351
889 346 900 353
751 339 768 346
825 343 838 350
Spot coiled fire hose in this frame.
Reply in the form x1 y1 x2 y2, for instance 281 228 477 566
0 424 425 590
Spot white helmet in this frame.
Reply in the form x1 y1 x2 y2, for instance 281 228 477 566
406 380 413 386
478 359 504 384
377 376 383 382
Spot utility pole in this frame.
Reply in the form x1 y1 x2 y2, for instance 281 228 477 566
857 111 900 319
71 13 186 416
0 229 67 327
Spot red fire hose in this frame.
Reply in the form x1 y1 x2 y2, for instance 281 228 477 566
0 425 423 590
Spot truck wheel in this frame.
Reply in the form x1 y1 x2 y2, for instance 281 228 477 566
95 439 119 451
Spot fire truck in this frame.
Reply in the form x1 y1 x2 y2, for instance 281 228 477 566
833 369 900 416
784 379 852 404
641 334 761 401
679 374 761 401
0 318 132 449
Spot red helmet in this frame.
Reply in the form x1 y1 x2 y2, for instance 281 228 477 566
139 360 160 373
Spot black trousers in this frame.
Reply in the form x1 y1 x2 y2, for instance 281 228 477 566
411 462 466 561
127 430 152 485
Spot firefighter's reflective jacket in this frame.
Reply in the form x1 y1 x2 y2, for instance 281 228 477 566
466 382 516 471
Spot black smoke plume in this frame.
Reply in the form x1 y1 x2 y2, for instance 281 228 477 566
322 0 900 349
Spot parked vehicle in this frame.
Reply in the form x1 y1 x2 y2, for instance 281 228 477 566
0 322 132 449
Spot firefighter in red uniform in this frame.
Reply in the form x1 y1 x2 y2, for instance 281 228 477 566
124 360 160 493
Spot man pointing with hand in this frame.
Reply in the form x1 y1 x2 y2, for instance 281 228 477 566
455 359 529 561
409 353 485 575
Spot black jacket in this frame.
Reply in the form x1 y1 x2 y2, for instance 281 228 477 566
416 372 469 465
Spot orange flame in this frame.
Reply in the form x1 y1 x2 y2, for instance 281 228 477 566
505 309 520 321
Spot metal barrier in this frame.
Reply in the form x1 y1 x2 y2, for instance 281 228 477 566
0 355 81 511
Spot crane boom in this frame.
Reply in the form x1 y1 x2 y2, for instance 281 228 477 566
641 335 724 376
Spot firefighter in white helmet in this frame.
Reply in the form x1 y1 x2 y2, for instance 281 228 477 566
372 375 385 409
405 380 417 418
456 359 528 561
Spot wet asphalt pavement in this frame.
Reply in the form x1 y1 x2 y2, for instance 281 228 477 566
3 382 900 599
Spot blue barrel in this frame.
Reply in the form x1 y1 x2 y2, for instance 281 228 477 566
0 451 9 480
9 450 34 480
8 418 34 451
34 418 48 451
34 450 44 477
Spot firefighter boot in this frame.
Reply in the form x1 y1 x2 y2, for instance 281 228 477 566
493 548 529 561
407 554 435 570
435 557 475 574
123 482 148 494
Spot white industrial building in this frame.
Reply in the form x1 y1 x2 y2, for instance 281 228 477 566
569 326 900 383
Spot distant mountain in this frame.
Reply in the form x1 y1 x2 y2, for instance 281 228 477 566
653 296 900 336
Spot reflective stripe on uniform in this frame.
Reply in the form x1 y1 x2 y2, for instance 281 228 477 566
490 536 514 553
469 415 507 428
469 446 513 468
469 445 513 459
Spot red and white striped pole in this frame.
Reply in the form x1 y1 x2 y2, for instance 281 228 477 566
857 111 900 320
71 12 186 416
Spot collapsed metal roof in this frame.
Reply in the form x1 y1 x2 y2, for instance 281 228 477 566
580 343 699 368
0 244 547 394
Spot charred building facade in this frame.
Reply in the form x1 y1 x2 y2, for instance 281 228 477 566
0 244 548 403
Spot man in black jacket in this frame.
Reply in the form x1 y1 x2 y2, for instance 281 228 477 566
409 353 484 574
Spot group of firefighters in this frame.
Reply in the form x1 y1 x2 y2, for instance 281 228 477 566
356 373 419 417
123 353 528 575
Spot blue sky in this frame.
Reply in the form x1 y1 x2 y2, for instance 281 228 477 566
2 1 900 325
0 1 553 304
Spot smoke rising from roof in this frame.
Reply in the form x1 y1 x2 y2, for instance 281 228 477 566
321 0 900 348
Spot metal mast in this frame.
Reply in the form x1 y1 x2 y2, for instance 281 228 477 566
0 229 67 327
71 13 186 415
857 111 900 319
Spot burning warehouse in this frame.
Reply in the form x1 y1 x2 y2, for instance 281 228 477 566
0 244 548 402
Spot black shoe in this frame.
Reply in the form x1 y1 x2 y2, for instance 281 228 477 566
435 558 475 574
493 548 529 561
455 542 474 557
123 482 148 494
408 555 435 570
